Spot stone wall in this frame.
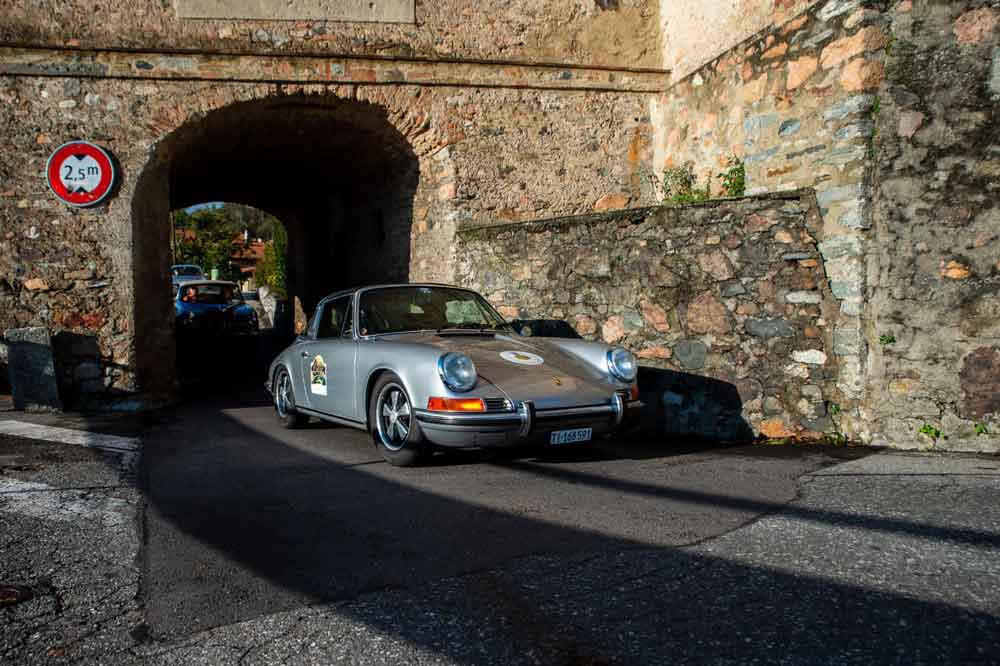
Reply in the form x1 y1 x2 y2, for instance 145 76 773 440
456 191 840 441
659 0 818 82
651 0 888 427
1 0 660 407
649 0 1000 452
0 71 651 406
3 0 662 69
865 1 1000 452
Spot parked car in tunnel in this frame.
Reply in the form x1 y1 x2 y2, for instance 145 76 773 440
266 284 641 466
171 264 205 287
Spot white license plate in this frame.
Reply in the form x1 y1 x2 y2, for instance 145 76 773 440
549 428 592 445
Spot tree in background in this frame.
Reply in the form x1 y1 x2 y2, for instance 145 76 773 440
256 224 288 298
171 203 286 289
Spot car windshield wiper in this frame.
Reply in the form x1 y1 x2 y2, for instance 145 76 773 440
436 325 498 334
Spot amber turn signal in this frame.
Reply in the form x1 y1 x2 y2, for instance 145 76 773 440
630 385 640 401
427 397 486 412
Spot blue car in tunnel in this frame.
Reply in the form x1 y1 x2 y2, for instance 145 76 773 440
174 280 259 335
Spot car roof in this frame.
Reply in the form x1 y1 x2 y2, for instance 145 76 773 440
317 283 477 304
176 280 238 288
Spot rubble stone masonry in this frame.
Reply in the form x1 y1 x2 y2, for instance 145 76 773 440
457 192 838 441
648 0 1000 451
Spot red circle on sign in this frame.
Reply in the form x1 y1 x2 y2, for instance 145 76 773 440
46 141 116 207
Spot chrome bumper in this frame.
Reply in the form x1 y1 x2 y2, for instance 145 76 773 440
413 398 643 448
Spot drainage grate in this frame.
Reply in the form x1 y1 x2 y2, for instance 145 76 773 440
0 585 33 606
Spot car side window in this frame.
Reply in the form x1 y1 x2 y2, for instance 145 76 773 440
317 297 350 339
341 301 354 338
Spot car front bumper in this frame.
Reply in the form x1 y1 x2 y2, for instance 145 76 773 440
412 397 643 448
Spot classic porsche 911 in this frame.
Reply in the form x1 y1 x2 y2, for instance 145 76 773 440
266 284 641 465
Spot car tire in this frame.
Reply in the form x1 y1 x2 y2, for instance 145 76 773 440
369 373 427 467
273 367 308 429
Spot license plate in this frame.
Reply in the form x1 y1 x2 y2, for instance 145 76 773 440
549 428 592 445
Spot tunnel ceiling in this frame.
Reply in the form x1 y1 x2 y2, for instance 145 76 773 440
163 95 419 212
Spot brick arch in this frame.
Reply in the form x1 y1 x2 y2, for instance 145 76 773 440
129 85 458 396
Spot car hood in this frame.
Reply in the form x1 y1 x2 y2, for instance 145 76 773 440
389 332 614 408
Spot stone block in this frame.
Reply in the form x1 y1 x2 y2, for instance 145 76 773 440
674 339 708 370
820 145 867 166
820 26 890 69
793 349 828 365
746 317 795 339
787 57 818 89
778 119 801 137
817 0 862 23
817 183 865 207
801 385 824 403
759 418 794 438
744 147 780 164
953 7 999 46
743 113 779 135
721 280 747 297
836 355 865 398
830 279 862 300
622 309 644 333
801 29 836 49
840 59 885 92
834 121 875 140
823 95 875 122
959 347 1000 419
786 291 822 304
833 324 863 355
819 235 864 260
837 202 870 230
897 111 925 139
685 292 732 335
3 327 62 412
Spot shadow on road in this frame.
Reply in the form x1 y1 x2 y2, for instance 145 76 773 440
135 382 1000 663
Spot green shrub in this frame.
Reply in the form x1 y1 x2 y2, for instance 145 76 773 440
718 156 746 198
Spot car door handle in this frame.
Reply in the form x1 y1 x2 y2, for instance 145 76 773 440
300 351 310 358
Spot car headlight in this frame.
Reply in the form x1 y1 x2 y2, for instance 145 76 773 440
438 352 477 392
607 347 637 383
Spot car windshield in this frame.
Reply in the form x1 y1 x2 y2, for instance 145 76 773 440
177 284 242 306
358 286 509 336
172 266 202 277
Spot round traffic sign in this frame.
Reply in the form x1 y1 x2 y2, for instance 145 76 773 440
46 140 116 207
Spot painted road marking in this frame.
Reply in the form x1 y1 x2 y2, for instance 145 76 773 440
0 420 140 453
0 420 142 476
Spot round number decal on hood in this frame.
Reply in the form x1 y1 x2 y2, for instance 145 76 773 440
500 351 545 366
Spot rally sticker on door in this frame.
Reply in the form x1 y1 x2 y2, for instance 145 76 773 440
500 351 545 366
310 355 328 396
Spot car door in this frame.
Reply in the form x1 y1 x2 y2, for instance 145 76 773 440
299 295 358 420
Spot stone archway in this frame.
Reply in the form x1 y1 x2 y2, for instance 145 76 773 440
129 92 434 396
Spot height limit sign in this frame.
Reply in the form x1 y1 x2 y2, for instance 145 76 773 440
46 140 117 207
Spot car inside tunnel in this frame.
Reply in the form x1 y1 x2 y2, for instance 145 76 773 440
131 94 420 397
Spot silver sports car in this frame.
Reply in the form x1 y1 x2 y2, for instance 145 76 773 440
266 284 642 465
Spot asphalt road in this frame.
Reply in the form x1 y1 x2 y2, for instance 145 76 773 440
139 384 865 635
4 381 999 664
